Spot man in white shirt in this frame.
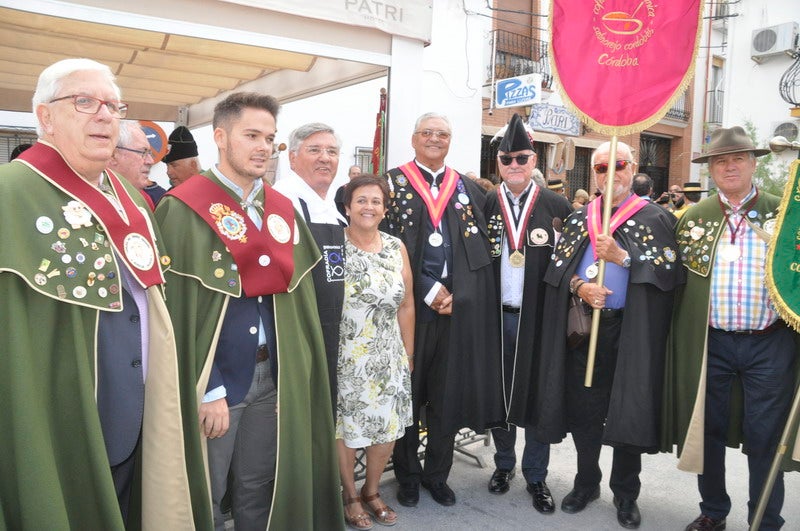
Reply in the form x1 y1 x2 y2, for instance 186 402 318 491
272 122 346 414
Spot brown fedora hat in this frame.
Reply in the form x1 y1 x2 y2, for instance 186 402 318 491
691 126 770 163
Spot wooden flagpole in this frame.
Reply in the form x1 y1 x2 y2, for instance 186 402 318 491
584 135 618 387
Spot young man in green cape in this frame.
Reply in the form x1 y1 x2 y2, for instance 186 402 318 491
156 92 343 530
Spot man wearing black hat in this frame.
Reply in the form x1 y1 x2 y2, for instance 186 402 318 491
661 126 799 531
672 182 702 219
536 140 683 529
547 178 566 196
383 112 503 508
163 125 202 188
483 114 572 514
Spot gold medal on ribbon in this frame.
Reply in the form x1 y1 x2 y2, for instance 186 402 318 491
509 250 525 268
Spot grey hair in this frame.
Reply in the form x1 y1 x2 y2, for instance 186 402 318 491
414 112 451 132
32 58 120 137
708 151 756 165
531 168 546 188
116 120 140 148
591 141 634 166
288 122 341 153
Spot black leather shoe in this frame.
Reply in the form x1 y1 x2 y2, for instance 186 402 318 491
560 486 600 514
685 514 726 531
421 481 456 506
614 497 641 529
488 468 515 494
526 481 555 514
396 483 419 507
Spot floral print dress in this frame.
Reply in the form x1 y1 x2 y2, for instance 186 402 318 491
336 231 412 448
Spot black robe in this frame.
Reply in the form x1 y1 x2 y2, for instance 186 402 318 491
384 164 504 433
535 200 684 449
484 186 573 428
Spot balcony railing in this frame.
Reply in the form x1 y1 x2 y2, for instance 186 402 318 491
665 90 690 122
490 30 552 89
706 89 724 124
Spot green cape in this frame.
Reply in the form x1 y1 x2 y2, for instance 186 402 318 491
660 189 800 472
0 157 196 530
156 171 344 530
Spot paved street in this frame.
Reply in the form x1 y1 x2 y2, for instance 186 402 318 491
365 433 800 530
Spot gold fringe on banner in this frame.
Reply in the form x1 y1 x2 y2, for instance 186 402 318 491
766 159 800 333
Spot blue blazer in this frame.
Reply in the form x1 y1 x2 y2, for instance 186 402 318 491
208 294 277 406
97 287 145 466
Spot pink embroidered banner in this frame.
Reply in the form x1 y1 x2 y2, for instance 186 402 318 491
549 0 704 135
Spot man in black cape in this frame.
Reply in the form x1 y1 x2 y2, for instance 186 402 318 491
383 112 503 507
483 114 572 513
535 141 683 529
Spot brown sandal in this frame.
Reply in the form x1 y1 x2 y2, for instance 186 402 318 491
343 494 374 530
361 488 398 527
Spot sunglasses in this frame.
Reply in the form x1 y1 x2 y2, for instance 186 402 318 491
498 154 532 166
593 160 634 174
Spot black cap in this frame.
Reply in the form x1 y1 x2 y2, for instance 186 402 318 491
10 143 32 160
162 126 198 163
547 179 565 190
498 114 533 153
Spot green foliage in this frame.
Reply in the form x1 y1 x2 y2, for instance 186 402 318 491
743 120 791 196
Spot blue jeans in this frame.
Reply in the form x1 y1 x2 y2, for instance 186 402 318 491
491 310 550 482
491 426 550 482
699 326 796 530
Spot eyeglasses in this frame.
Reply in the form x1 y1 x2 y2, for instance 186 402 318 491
305 146 340 157
117 146 154 159
414 129 451 140
49 95 128 118
498 154 532 166
593 160 634 174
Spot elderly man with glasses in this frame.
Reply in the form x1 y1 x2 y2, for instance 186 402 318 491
535 141 683 529
662 126 799 531
272 122 348 418
482 114 573 514
109 120 163 210
0 58 198 529
383 112 503 508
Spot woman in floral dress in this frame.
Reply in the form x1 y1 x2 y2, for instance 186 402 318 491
336 175 414 529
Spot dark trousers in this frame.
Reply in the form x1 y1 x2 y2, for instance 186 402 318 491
393 315 456 486
566 313 641 499
492 310 550 482
699 326 796 531
492 427 550 482
110 435 140 526
208 361 277 531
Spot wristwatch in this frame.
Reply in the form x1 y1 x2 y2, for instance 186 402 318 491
569 276 585 294
621 253 631 269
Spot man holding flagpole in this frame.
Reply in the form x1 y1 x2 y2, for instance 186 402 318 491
535 141 683 529
661 126 799 531
384 112 503 508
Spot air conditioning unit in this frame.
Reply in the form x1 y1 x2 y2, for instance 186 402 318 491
772 120 800 142
751 22 798 63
